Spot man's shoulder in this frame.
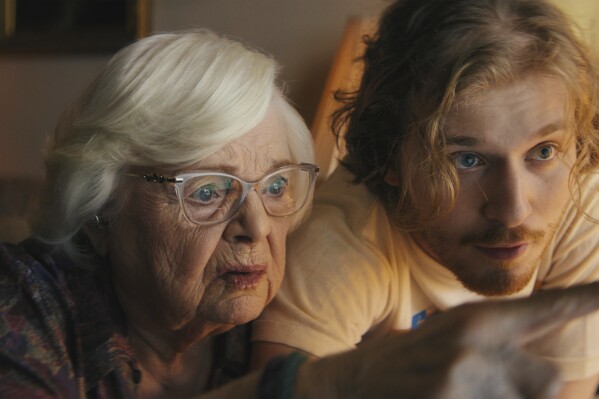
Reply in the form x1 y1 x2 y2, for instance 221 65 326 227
557 171 599 229
288 166 410 276
307 166 386 234
580 171 599 204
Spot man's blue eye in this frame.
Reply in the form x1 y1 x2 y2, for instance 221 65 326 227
453 153 481 169
525 144 558 162
530 145 555 161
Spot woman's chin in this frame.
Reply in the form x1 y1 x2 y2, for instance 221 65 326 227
203 291 269 325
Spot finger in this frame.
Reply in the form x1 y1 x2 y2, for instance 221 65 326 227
505 348 561 399
460 282 599 345
437 348 557 399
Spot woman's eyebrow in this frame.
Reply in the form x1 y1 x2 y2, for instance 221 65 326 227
194 159 292 174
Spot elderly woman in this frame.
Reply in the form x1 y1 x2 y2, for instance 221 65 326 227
0 30 317 397
1 29 599 399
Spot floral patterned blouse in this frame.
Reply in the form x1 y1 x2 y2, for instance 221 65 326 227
0 240 249 398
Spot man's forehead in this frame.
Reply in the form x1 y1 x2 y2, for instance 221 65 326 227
453 74 568 106
443 76 571 142
444 121 568 147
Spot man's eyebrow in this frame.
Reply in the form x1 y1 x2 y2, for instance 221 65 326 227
536 122 566 137
445 135 479 146
444 122 566 147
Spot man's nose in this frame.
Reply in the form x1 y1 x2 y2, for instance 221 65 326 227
482 164 533 228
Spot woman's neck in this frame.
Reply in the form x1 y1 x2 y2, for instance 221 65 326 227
129 326 216 399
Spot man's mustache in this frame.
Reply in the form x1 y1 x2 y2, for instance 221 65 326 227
462 225 546 246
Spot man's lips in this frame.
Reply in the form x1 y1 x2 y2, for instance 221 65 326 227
218 265 267 288
475 243 529 261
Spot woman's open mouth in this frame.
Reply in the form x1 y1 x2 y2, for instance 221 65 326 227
219 265 267 288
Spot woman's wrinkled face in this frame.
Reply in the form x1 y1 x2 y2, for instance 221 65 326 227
108 106 293 335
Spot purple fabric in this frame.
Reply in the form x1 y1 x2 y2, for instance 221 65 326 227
0 240 251 398
0 240 141 398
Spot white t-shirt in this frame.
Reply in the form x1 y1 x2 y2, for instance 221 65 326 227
253 166 599 381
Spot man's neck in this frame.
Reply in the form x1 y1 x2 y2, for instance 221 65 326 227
410 232 443 263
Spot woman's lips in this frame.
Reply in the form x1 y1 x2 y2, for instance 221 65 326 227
219 265 267 288
475 243 529 261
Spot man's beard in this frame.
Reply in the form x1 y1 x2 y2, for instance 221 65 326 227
422 225 550 296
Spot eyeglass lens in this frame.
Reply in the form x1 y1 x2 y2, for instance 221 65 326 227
180 167 313 223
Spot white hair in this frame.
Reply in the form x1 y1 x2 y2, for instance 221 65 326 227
30 30 314 260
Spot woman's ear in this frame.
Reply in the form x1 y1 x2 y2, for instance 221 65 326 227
83 216 109 256
384 170 400 187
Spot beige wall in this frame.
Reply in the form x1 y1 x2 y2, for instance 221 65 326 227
0 57 108 178
0 0 597 179
0 0 387 179
152 0 387 122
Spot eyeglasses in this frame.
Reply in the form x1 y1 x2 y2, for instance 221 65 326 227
127 163 319 225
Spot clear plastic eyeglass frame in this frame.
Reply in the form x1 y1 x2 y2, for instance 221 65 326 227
126 163 319 226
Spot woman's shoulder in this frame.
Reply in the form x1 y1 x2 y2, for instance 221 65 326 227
0 238 80 336
0 239 69 300
0 239 136 396
0 240 79 392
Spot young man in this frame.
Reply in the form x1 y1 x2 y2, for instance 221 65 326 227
253 0 599 397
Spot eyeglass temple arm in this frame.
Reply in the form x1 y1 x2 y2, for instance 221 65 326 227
124 173 183 183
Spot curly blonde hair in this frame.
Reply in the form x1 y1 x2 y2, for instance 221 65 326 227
334 0 599 229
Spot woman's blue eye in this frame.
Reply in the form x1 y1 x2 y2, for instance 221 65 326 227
191 185 218 203
264 175 288 197
452 152 482 169
189 178 233 204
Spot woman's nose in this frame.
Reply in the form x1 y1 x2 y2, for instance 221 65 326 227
223 190 271 244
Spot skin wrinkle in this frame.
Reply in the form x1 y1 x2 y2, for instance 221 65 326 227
104 104 293 391
198 132 288 180
134 183 204 327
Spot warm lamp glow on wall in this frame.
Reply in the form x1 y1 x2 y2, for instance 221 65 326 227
1 0 15 39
